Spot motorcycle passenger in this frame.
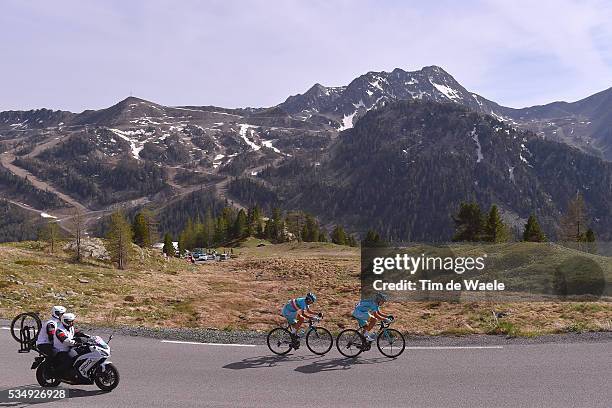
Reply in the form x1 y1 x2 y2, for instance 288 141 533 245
352 292 394 342
281 292 322 337
53 313 89 378
36 305 66 357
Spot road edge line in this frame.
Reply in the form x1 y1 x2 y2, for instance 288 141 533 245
160 339 258 347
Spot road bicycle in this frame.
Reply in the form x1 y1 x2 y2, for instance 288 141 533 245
10 312 41 352
336 318 405 358
267 317 333 356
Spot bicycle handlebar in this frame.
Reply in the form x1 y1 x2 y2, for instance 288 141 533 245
379 319 394 329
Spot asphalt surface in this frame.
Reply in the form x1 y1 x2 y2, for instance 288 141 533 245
0 326 610 408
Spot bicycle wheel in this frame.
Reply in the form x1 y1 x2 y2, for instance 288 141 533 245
10 312 41 346
306 327 333 355
336 329 364 358
376 328 405 358
267 327 293 355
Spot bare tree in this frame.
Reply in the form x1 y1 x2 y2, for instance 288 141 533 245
70 207 86 262
559 193 588 242
39 221 61 253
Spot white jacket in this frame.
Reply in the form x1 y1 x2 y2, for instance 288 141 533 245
36 317 59 346
53 323 76 352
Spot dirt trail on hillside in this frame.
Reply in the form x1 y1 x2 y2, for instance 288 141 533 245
0 151 89 212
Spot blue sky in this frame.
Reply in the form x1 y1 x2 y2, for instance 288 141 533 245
2 0 612 111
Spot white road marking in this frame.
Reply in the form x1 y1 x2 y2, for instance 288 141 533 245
405 346 503 350
161 340 257 347
1 327 10 330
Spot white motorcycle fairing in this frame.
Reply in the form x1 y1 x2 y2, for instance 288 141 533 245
70 336 112 380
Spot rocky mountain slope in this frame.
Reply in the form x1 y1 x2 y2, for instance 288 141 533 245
278 66 612 160
1 66 611 242
257 100 612 241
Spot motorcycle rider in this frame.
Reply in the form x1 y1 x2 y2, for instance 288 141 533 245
35 305 66 357
53 313 89 378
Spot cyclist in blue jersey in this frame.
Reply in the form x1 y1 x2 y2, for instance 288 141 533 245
352 292 394 342
281 292 321 337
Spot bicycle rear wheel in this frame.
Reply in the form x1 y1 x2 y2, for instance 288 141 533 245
267 327 293 355
336 329 364 358
306 327 333 355
10 312 41 347
377 328 405 358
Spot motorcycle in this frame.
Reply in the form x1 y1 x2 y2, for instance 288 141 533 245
11 312 120 392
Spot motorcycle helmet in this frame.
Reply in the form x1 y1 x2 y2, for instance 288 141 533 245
61 313 76 328
51 305 66 320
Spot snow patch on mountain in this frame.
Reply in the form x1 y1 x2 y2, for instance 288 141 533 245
109 128 152 159
470 126 483 163
238 124 261 151
338 111 357 131
430 81 461 101
261 140 282 154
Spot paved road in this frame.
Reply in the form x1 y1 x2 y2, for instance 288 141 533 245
0 327 609 407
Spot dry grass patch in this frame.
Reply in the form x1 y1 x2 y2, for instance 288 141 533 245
1 241 610 336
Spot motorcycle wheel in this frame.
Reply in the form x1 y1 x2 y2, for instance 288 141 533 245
94 363 120 392
36 363 61 387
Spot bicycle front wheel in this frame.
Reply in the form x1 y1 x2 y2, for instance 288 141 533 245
336 329 364 358
377 328 405 358
306 327 333 355
267 327 293 355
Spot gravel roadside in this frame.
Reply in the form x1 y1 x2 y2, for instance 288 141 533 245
3 318 610 346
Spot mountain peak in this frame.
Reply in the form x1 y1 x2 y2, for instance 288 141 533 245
278 65 500 123
116 96 155 106
421 65 449 74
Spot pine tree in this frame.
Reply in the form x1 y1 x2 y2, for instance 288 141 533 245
452 202 484 242
248 206 263 237
214 215 228 244
264 219 274 241
202 210 215 247
183 218 196 250
302 214 319 242
270 207 284 242
584 228 595 242
523 214 547 242
140 208 159 247
132 212 150 247
347 234 358 247
362 229 385 247
331 225 347 245
484 205 510 243
177 233 186 256
162 233 174 256
233 209 248 239
584 228 597 254
107 210 134 270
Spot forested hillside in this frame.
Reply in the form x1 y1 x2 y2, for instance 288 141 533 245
258 101 612 241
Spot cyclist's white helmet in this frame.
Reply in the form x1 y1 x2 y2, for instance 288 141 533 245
61 313 76 328
51 305 66 320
